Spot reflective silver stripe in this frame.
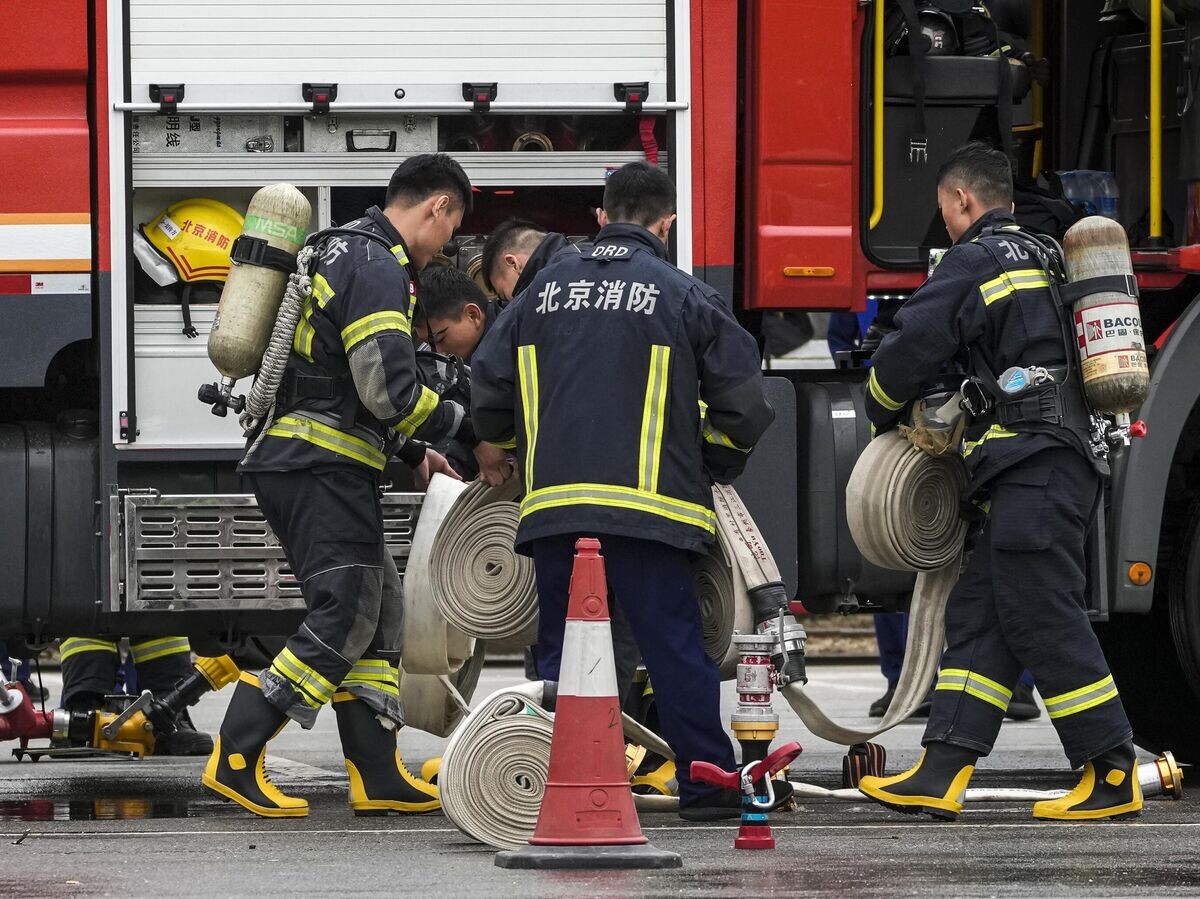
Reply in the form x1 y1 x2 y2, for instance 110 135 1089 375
934 667 1013 711
129 636 191 664
1044 675 1119 720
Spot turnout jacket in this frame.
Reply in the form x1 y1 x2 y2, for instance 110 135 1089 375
865 209 1091 489
241 206 471 475
471 223 774 554
511 232 580 302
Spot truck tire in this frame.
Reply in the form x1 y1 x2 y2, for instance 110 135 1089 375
1096 498 1200 765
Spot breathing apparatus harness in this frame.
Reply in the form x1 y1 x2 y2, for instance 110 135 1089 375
957 225 1111 470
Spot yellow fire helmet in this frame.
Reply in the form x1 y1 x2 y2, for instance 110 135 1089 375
135 198 244 286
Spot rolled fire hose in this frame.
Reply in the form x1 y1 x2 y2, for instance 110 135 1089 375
400 474 484 737
439 681 675 851
429 478 538 650
713 431 967 744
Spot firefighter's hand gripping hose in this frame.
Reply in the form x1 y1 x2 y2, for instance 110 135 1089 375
239 244 316 434
438 681 674 850
781 430 967 743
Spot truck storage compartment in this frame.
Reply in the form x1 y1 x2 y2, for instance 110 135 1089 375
301 114 437 154
0 416 99 640
1106 27 1186 245
868 56 1031 267
793 380 914 612
132 114 286 155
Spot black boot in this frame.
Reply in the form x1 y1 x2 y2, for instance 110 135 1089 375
1004 682 1042 721
334 696 439 816
858 741 979 821
1033 741 1142 820
153 708 214 756
869 685 896 718
679 787 743 821
201 674 307 818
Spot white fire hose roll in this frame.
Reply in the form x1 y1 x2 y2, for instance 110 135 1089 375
439 681 674 850
779 430 967 744
429 479 538 649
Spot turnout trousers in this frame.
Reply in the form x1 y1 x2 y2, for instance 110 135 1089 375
531 533 736 805
924 447 1133 768
61 636 193 706
247 467 404 729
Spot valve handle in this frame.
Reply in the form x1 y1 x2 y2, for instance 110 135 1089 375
690 760 742 791
690 741 803 793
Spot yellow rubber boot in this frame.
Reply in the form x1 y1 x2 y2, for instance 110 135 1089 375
201 674 308 818
1033 741 1142 821
334 694 440 816
858 742 978 821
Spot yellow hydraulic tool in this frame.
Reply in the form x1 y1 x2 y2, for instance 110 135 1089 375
62 655 240 759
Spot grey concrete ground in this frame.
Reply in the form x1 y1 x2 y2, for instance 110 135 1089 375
2 663 1197 898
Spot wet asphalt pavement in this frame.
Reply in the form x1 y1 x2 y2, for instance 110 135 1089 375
2 664 1197 898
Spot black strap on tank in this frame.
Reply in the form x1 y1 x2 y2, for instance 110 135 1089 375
1058 273 1139 306
230 235 298 274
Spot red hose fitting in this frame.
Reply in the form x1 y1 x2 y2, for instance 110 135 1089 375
0 683 54 742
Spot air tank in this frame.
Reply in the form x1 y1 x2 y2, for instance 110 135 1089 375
208 183 310 382
1062 215 1150 415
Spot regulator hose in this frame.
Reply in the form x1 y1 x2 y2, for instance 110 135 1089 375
241 244 316 434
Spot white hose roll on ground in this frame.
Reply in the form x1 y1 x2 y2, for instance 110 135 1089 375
402 473 475 676
779 430 969 745
430 479 538 650
789 783 1069 802
439 681 676 850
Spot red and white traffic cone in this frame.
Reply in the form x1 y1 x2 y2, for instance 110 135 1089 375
495 537 681 870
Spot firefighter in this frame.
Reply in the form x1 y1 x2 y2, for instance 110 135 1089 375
60 637 212 755
856 142 1139 821
479 218 581 304
204 154 506 819
416 265 498 364
471 161 775 820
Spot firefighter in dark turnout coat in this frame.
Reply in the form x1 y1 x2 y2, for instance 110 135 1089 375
206 155 501 819
471 162 774 819
857 143 1139 822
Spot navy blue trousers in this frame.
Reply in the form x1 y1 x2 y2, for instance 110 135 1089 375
531 533 736 804
924 448 1131 767
874 613 909 686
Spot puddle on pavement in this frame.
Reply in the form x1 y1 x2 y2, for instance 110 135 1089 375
0 798 227 821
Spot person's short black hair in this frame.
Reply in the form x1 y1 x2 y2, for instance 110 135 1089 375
418 265 488 324
936 141 1013 208
480 218 546 292
385 153 474 214
602 161 676 227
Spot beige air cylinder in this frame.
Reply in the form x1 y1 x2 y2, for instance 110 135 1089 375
1062 216 1150 414
208 183 311 380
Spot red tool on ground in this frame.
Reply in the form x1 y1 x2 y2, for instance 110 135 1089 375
495 537 681 870
692 741 803 850
0 681 53 746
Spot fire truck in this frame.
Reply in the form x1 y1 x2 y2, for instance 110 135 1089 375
2 0 1199 761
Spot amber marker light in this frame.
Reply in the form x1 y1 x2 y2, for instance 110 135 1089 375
1128 563 1153 586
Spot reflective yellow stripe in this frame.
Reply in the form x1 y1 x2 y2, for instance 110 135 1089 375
935 667 1013 711
271 647 337 708
868 368 903 412
962 424 1018 459
129 637 191 665
978 268 1050 306
60 638 119 662
292 298 317 362
394 385 440 438
518 345 539 488
341 310 411 352
638 345 671 493
340 659 401 698
1044 675 1119 720
310 273 335 308
521 483 717 534
266 414 387 470
494 437 518 450
390 244 410 266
